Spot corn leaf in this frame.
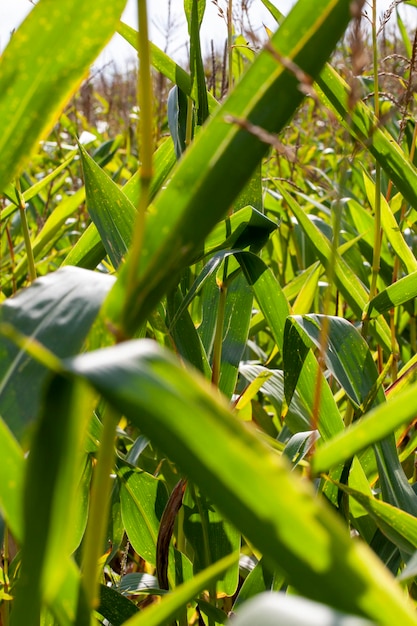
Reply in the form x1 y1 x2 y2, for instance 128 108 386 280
66 340 417 624
78 144 136 269
103 0 357 337
316 64 417 210
365 270 417 318
0 267 114 440
0 0 127 193
313 379 417 472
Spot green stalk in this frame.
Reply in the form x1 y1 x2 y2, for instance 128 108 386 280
211 277 227 387
189 483 216 617
369 0 381 304
185 95 194 148
123 0 153 331
227 0 233 92
310 187 342 459
81 407 118 610
1 527 10 626
16 180 36 283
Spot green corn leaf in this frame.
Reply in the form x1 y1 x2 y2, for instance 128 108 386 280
98 585 139 625
78 144 136 269
363 173 417 275
278 185 392 352
118 465 164 567
282 315 417 515
365 270 417 318
239 364 310 433
0 418 24 542
333 481 417 555
233 557 275 609
117 22 218 113
217 273 253 398
0 0 128 194
313 379 417 473
103 0 357 337
0 267 114 441
168 208 277 329
236 252 345 440
1 188 86 291
118 464 192 589
63 137 176 270
123 551 239 626
66 340 417 624
10 376 94 626
61 223 105 270
283 314 384 410
166 288 211 377
185 0 209 125
167 86 189 159
316 64 417 210
259 0 285 22
183 489 240 596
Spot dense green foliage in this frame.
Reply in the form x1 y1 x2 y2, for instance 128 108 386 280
2 0 417 624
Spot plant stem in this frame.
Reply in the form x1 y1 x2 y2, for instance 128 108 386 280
227 0 233 92
309 197 341 461
211 278 227 387
362 0 382 344
369 0 381 304
1 526 10 626
81 407 118 610
123 0 153 331
190 483 216 614
185 95 194 148
16 180 36 283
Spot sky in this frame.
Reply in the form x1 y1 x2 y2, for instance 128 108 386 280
0 0 416 71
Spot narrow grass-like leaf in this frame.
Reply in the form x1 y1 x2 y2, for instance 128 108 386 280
185 0 209 125
123 551 239 626
62 137 176 270
67 340 417 624
365 270 417 318
279 186 392 351
316 64 417 210
313 379 417 473
363 173 417 275
3 188 86 290
0 0 127 193
78 144 136 268
333 481 417 555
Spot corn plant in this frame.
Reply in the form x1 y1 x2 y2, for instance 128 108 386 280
2 0 417 625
